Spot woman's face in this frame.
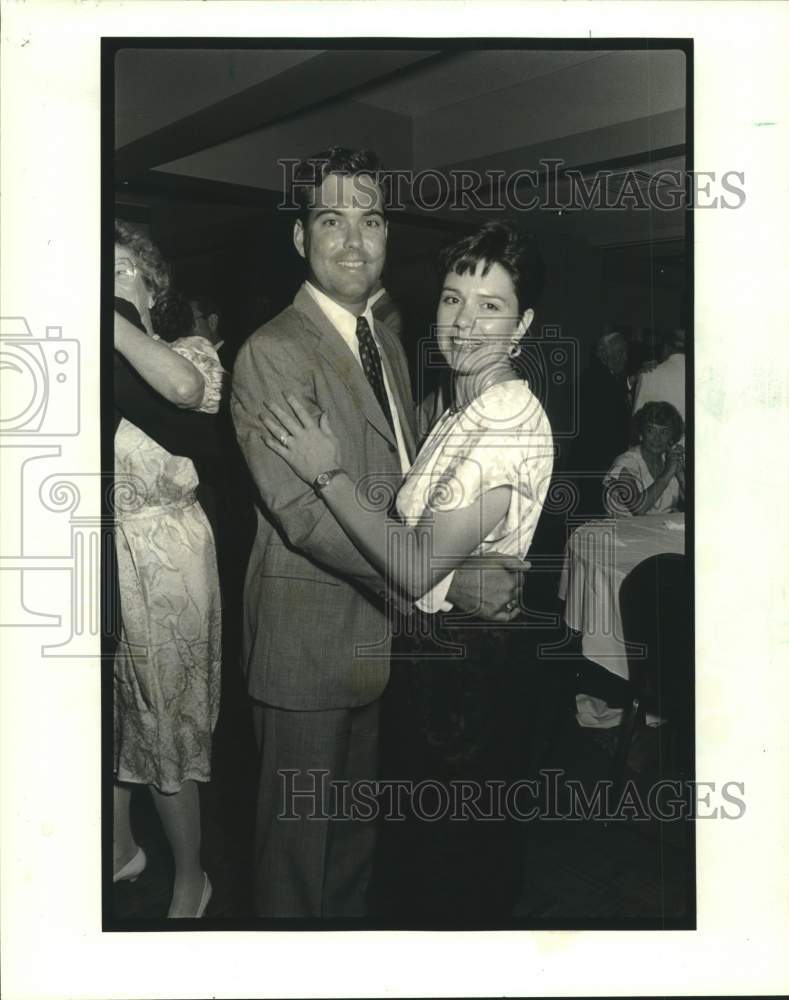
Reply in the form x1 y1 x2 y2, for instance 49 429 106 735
641 420 674 454
114 243 150 308
436 261 533 375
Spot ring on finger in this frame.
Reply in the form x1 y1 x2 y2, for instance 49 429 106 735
279 432 289 446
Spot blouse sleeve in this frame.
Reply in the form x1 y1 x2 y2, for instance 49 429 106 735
603 449 644 516
169 335 226 414
425 385 554 516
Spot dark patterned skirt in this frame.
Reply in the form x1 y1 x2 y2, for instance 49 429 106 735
373 610 533 924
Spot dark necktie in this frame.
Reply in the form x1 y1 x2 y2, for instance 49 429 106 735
356 314 396 436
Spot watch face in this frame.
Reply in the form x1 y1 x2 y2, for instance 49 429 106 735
316 469 341 489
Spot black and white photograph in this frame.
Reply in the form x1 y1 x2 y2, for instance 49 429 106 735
2 2 788 998
108 40 696 928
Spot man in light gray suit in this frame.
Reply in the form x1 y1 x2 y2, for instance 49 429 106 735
231 148 523 918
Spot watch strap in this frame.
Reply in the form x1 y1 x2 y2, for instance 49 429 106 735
313 468 345 492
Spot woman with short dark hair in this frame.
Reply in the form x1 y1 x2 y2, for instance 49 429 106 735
603 400 685 515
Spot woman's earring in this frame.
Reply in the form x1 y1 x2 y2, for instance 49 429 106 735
508 342 522 359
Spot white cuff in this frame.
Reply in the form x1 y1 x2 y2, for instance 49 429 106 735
415 571 455 614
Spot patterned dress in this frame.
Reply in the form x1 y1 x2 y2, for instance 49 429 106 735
113 337 223 793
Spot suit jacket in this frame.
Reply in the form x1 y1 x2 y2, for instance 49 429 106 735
231 286 418 710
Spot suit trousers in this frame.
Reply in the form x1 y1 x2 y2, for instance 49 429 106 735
252 698 380 918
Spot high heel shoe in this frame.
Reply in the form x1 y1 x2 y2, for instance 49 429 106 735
195 872 212 918
113 846 147 883
167 871 212 918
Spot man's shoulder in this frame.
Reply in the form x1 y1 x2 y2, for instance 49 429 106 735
666 352 685 370
639 358 671 387
249 303 305 344
235 302 311 364
649 352 684 375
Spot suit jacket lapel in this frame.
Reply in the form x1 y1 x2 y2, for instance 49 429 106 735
293 287 397 448
375 320 417 462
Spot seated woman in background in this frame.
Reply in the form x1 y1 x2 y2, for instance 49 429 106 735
603 400 685 516
112 221 222 919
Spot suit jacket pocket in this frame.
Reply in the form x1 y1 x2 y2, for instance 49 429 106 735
260 566 341 587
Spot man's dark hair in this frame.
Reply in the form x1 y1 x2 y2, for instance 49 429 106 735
632 400 684 446
437 221 546 313
667 326 686 353
150 289 195 343
191 295 221 324
291 146 385 223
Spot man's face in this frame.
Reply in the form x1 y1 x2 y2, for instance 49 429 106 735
190 302 218 343
602 334 628 376
294 172 387 313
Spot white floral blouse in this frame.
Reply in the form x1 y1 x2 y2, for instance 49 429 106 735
396 379 555 559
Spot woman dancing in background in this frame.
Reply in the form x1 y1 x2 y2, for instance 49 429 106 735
112 221 222 918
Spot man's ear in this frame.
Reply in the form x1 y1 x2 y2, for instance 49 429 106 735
293 219 306 260
208 314 219 336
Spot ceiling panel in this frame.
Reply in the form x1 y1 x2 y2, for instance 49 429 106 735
357 49 609 115
413 49 686 168
115 49 322 147
153 100 412 191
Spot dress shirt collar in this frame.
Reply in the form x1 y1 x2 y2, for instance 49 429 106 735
304 281 379 342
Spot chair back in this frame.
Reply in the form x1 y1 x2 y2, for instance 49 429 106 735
619 553 690 722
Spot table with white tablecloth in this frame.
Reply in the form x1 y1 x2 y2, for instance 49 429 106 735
557 512 686 726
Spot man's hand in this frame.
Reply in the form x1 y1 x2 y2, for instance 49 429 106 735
447 553 530 622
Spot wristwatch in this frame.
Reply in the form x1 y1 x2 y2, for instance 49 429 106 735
313 468 345 492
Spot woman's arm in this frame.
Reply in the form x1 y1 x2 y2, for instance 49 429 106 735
114 309 204 409
606 445 684 516
615 470 674 515
673 446 686 503
260 396 511 599
318 472 510 598
114 351 220 459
